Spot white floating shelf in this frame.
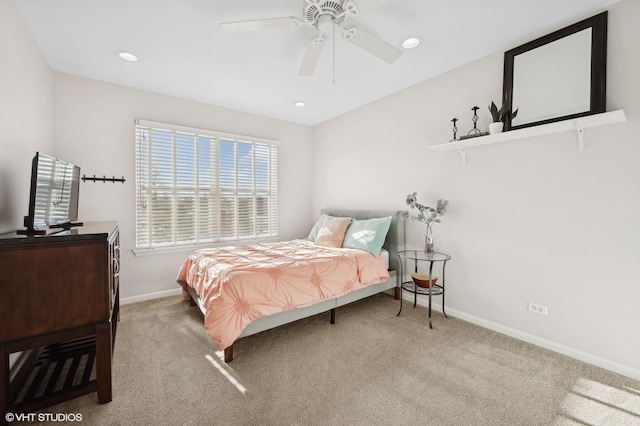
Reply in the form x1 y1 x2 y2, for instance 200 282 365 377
430 110 626 164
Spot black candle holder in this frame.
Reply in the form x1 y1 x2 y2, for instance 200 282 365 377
450 118 458 142
468 106 480 135
458 106 490 140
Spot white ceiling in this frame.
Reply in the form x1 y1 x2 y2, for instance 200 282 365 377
13 0 620 126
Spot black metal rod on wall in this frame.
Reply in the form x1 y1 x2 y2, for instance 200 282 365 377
81 174 126 183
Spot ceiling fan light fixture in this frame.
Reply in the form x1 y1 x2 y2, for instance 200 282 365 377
115 50 138 62
401 36 422 50
317 14 334 33
293 101 307 108
222 0 402 76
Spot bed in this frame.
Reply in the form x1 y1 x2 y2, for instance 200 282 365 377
177 209 405 362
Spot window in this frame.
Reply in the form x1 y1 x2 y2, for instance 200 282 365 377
135 119 278 250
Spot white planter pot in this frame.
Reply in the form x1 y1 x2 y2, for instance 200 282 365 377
489 122 503 134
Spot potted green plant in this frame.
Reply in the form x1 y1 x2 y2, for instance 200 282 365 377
488 101 518 134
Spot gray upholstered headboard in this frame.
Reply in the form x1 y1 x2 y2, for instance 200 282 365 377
320 209 405 272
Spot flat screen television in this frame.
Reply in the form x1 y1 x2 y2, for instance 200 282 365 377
18 152 83 235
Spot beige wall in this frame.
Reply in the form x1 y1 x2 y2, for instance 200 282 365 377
313 0 640 379
52 73 314 299
0 0 53 233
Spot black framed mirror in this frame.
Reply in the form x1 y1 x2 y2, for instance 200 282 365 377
502 11 607 131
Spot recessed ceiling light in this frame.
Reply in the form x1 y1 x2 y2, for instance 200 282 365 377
401 36 422 50
293 101 306 108
115 50 138 62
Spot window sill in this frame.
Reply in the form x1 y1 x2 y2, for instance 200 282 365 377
133 236 282 257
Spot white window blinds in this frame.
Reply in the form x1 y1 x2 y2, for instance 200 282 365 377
135 119 279 250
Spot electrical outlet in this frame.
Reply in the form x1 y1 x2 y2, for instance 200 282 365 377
528 302 548 316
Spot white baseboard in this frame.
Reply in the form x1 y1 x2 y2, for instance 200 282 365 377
120 288 182 305
401 292 640 381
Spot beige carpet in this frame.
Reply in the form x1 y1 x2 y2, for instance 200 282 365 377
22 294 640 425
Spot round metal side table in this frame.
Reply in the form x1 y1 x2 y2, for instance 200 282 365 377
396 250 451 329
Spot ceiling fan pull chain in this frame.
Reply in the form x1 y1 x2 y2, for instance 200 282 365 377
332 20 336 86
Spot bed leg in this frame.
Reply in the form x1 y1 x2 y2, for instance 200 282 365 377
394 287 401 300
330 308 336 324
189 296 196 307
224 345 234 363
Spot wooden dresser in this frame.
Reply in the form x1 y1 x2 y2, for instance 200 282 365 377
0 221 119 419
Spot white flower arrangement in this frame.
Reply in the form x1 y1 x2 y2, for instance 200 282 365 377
401 192 449 252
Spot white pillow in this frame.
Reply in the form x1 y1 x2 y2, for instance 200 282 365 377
307 214 327 241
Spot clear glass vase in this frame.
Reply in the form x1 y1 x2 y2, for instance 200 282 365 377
425 225 434 254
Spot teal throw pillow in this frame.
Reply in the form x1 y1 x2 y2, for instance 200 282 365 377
342 216 392 257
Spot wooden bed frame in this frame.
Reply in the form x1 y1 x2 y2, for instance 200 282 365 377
186 209 405 362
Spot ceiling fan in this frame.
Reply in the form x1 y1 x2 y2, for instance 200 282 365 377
220 0 402 77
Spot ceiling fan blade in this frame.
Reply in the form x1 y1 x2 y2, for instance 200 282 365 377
354 0 395 13
298 36 325 77
220 17 297 32
343 26 402 64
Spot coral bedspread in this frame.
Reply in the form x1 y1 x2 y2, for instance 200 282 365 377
176 239 389 350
